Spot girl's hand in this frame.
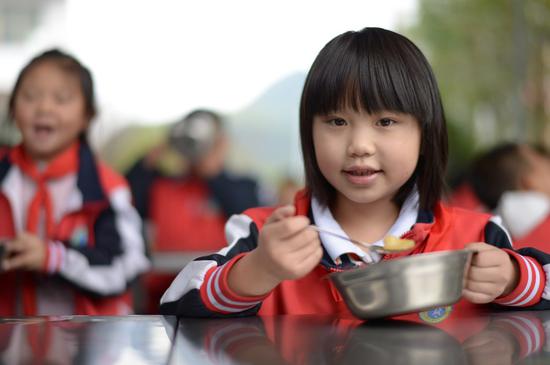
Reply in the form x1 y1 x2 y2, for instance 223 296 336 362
253 205 323 282
2 232 47 272
462 242 519 304
228 205 323 296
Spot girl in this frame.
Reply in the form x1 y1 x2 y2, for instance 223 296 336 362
470 142 550 251
160 28 550 320
0 49 150 315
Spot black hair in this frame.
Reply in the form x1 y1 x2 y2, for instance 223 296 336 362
300 27 448 210
469 143 527 210
182 109 223 129
8 49 97 135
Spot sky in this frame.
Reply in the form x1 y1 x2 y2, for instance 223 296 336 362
0 0 417 125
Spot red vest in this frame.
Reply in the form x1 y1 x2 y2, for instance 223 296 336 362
149 177 227 251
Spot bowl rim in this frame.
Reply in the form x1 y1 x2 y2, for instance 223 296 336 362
329 248 474 283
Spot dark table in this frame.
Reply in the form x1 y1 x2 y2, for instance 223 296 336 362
1 311 549 364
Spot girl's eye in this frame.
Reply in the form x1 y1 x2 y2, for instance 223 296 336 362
55 93 73 103
377 118 396 127
328 118 347 127
20 91 38 101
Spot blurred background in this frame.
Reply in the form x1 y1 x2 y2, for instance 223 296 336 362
0 0 549 190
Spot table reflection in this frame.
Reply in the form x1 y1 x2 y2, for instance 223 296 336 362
174 312 550 365
0 315 175 365
0 313 549 364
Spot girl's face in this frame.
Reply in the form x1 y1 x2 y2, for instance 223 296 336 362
520 146 550 197
313 108 421 208
13 61 88 162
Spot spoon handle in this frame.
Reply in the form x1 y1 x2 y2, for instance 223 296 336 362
309 225 377 250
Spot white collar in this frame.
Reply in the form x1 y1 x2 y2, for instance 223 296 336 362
495 191 550 238
311 191 419 264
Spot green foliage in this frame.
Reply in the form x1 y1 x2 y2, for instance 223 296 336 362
405 0 550 177
97 124 169 173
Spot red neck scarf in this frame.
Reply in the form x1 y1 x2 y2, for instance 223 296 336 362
10 142 79 316
9 142 79 238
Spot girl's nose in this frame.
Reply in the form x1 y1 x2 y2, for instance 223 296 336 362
347 128 376 157
36 96 55 113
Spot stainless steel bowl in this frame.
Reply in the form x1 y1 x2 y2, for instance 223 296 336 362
329 249 473 319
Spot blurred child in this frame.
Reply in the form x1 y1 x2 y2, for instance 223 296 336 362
160 28 550 319
470 142 550 250
0 49 150 315
125 109 262 313
126 109 262 252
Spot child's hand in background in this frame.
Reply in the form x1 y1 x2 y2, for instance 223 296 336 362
463 242 519 304
2 232 47 272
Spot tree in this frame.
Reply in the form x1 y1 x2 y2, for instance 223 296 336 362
405 0 550 177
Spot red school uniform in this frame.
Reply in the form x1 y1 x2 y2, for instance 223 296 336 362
0 142 150 315
160 190 550 323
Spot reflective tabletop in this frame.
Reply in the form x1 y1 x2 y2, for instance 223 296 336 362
1 312 550 364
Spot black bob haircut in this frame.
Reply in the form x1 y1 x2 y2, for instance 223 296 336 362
299 27 448 211
469 143 526 210
8 48 97 126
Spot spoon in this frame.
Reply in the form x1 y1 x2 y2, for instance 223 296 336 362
309 225 414 254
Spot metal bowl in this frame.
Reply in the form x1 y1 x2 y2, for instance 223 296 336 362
329 249 473 319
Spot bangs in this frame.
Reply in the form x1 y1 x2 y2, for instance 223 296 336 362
303 30 434 124
300 28 448 211
9 49 97 121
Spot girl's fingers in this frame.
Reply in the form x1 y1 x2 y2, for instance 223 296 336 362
4 239 26 255
298 244 324 269
462 288 494 304
291 234 322 260
3 252 29 271
266 215 311 241
282 229 320 253
282 242 323 278
466 242 507 267
464 280 501 298
265 205 296 225
467 266 506 283
471 252 507 268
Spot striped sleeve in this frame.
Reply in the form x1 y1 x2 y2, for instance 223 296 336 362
44 240 66 274
493 250 544 307
485 216 550 309
199 253 268 313
160 212 268 317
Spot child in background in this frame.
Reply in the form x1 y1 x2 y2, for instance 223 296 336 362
470 142 550 250
125 109 263 313
160 28 550 319
0 49 150 315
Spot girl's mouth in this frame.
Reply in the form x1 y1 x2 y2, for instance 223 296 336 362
346 169 377 176
343 168 381 184
32 124 55 138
